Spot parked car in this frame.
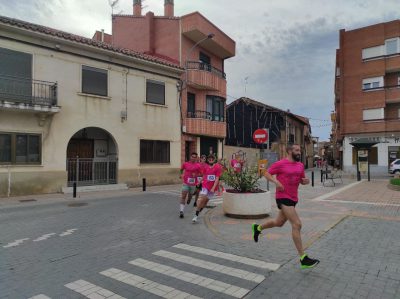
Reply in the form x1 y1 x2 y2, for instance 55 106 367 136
389 159 400 174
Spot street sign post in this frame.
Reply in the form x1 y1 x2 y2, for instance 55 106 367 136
253 128 269 145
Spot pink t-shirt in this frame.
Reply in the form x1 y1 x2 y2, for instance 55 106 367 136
202 163 222 191
182 162 201 186
268 159 305 202
231 159 242 173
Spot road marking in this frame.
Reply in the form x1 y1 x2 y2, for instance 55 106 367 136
60 228 78 237
129 258 250 298
311 180 363 201
65 279 125 299
33 233 57 242
153 250 265 283
28 295 52 299
173 243 280 271
100 268 201 299
3 238 29 248
313 198 400 207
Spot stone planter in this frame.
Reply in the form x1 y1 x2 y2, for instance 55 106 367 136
222 190 271 219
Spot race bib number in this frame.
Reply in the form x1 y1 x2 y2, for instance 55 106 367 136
187 178 196 184
234 163 241 168
207 175 216 182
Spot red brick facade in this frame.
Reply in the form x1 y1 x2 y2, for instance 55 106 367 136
95 1 236 163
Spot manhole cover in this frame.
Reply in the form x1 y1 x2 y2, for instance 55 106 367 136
67 202 88 207
19 199 37 203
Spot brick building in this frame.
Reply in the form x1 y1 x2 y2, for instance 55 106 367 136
93 0 236 162
333 20 400 174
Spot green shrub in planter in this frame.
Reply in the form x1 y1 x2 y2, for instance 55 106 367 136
390 178 400 186
221 165 262 193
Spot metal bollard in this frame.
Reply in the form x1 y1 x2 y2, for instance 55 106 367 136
142 178 146 192
320 170 323 183
312 171 314 187
73 182 77 198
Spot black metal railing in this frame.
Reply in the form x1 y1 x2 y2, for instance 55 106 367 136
186 61 226 79
0 75 57 106
187 110 225 122
67 157 118 187
187 110 212 120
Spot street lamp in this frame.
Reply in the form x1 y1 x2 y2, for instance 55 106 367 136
184 33 215 89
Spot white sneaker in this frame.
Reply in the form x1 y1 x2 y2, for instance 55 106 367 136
192 215 198 223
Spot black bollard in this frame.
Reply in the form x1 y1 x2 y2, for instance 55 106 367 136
73 182 77 198
320 169 323 183
312 171 314 187
142 178 146 192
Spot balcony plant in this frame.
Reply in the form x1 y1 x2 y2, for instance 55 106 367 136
220 163 271 219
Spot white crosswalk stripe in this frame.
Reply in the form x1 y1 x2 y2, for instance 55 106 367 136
100 268 201 299
173 243 280 271
129 258 250 298
153 250 265 283
53 244 280 298
28 295 52 299
65 280 125 299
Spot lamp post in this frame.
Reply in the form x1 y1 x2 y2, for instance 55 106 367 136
184 33 215 90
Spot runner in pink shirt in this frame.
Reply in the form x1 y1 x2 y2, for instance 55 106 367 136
230 154 244 173
192 154 222 223
251 144 320 269
179 152 201 219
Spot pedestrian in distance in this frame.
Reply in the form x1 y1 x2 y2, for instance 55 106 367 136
251 144 320 269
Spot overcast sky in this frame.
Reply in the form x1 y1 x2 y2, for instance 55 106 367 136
1 0 399 140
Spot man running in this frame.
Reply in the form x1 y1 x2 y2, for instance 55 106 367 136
179 152 201 218
251 144 320 269
192 154 222 223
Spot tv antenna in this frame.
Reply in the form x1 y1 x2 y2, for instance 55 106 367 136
244 76 250 94
108 0 120 15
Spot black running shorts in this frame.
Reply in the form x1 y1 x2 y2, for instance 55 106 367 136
276 198 297 210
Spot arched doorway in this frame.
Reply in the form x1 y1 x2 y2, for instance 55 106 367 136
66 127 118 186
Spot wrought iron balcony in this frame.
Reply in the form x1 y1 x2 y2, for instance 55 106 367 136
187 110 212 120
0 75 58 106
186 61 226 79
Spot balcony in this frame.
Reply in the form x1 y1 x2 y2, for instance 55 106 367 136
0 75 60 114
181 12 236 59
186 61 227 92
385 85 400 103
185 110 226 138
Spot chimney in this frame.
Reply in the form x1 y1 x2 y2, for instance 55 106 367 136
101 29 104 42
133 0 142 16
164 0 174 17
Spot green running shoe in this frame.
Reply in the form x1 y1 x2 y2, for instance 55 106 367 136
252 223 261 243
300 254 320 269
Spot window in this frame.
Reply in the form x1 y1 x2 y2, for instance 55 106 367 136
187 93 196 116
363 108 384 121
0 133 41 164
352 147 378 165
199 52 211 71
362 45 384 60
362 76 383 90
140 140 170 163
146 80 165 105
386 38 399 56
206 96 225 121
82 65 108 96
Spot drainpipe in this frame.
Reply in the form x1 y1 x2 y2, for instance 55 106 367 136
7 166 11 197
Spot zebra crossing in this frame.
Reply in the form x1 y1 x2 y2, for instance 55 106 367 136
28 243 280 299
